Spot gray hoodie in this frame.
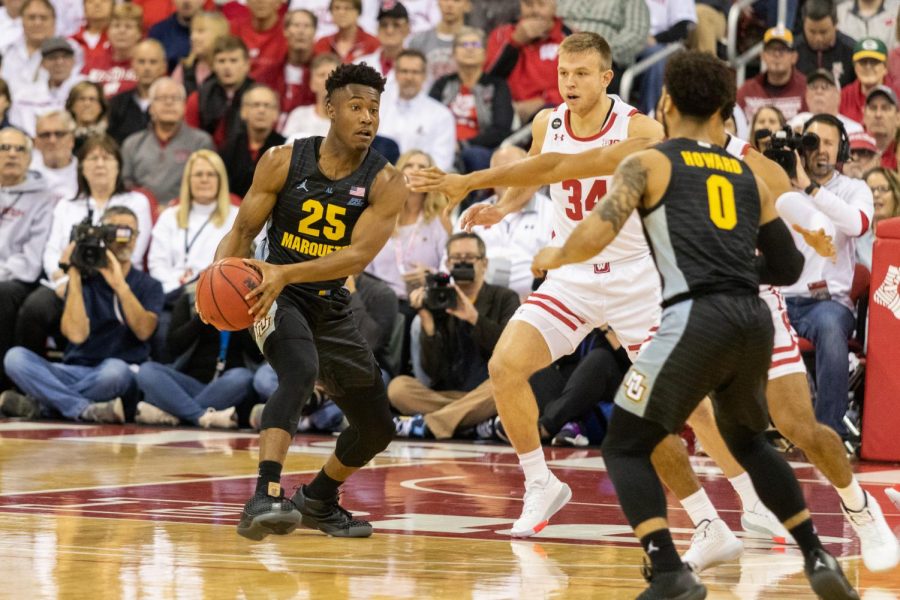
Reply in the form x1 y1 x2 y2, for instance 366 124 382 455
0 171 55 283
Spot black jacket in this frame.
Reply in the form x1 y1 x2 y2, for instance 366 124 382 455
197 75 255 146
796 31 858 88
106 90 150 144
218 128 286 198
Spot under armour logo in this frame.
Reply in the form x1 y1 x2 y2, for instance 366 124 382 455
813 557 826 570
296 179 309 192
874 265 900 319
553 133 565 141
646 541 658 554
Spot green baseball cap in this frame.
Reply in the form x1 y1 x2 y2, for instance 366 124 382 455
853 37 887 62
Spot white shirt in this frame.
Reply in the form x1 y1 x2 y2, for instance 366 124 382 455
49 0 83 37
365 214 448 299
455 192 554 301
282 105 332 140
294 0 381 38
777 171 874 309
9 72 85 136
149 202 239 293
43 191 154 280
646 0 697 36
0 8 22 49
354 48 398 97
29 154 78 205
1 37 44 89
378 89 457 171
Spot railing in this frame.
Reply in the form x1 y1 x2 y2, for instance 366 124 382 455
618 42 685 105
728 0 789 85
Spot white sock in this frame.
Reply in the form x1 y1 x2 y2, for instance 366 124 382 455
835 479 866 512
680 488 720 527
518 447 550 486
729 472 761 512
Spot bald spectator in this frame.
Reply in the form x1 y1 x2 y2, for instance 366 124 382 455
31 110 78 204
82 3 144 97
313 0 380 63
9 37 84 137
282 53 340 140
355 1 411 94
279 9 317 114
408 0 472 84
863 84 900 170
789 68 865 134
219 85 285 198
122 77 215 205
149 0 205 72
105 39 168 145
795 0 857 88
843 131 882 179
840 38 900 123
737 27 808 122
231 0 288 90
1 0 60 90
0 127 55 389
70 0 113 63
486 0 571 123
837 0 900 51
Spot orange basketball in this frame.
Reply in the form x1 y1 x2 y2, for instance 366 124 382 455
195 258 262 331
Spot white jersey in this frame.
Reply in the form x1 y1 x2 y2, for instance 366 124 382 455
540 97 649 265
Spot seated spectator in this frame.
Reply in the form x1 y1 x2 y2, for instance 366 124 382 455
789 69 865 134
148 150 238 296
106 39 168 144
455 145 552 300
1 206 163 422
82 2 143 97
843 131 882 179
556 0 648 93
1 0 60 90
692 0 727 56
486 0 569 123
0 0 25 46
840 38 900 123
635 0 696 115
134 286 260 428
313 0 380 64
749 104 787 152
737 27 807 122
69 0 112 63
355 1 410 95
230 0 287 90
378 50 456 171
148 0 204 73
219 84 285 198
837 0 900 51
185 35 255 149
858 166 900 269
430 27 513 173
0 127 55 389
31 109 78 203
123 77 215 206
795 0 857 88
66 81 108 152
780 115 874 437
279 9 317 114
862 84 900 169
0 80 11 129
9 37 84 137
408 0 471 84
389 232 519 439
172 11 230 97
282 53 340 140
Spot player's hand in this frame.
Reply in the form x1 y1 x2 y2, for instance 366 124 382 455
407 167 470 207
242 259 286 321
402 264 429 292
460 203 506 231
792 224 836 262
98 250 127 293
446 285 478 324
531 247 565 277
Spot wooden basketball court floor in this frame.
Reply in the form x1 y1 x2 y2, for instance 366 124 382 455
0 421 898 599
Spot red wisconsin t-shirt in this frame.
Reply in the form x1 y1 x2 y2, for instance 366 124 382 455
82 50 137 97
313 29 380 64
449 85 479 141
231 17 288 91
485 18 566 105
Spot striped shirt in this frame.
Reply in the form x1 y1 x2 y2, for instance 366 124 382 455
557 0 650 65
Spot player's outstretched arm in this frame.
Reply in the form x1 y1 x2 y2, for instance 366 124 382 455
214 146 291 261
531 152 650 275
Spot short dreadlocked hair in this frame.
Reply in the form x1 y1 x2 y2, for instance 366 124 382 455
664 50 736 120
325 63 386 99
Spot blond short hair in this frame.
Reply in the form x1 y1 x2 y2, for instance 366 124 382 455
559 32 612 70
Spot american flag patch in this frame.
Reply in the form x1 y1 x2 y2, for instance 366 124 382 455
350 186 366 197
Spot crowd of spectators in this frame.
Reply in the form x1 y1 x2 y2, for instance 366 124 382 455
0 0 898 449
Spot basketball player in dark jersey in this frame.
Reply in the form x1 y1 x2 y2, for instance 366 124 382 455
202 63 408 541
532 51 858 600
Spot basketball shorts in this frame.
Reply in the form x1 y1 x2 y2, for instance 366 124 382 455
759 286 807 380
615 293 773 434
510 255 662 362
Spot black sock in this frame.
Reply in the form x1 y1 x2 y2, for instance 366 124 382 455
789 518 824 560
640 529 683 572
305 469 343 501
255 460 283 497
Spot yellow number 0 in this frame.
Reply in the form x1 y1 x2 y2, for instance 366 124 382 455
297 200 347 241
706 174 737 230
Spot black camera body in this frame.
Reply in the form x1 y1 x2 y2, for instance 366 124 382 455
69 218 133 275
450 261 475 283
424 272 457 311
759 126 820 179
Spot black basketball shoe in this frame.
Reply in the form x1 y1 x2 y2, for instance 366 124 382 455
637 560 707 600
804 549 859 600
291 485 373 538
237 493 302 541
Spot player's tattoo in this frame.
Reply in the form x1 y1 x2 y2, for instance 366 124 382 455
596 156 646 233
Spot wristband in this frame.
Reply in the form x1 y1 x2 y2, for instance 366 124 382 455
58 261 71 273
804 183 820 196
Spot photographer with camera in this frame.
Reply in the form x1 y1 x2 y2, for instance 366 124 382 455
772 114 874 437
1 205 164 422
388 231 519 439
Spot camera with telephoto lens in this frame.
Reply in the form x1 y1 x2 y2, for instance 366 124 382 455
757 126 820 179
424 272 457 311
69 217 134 275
